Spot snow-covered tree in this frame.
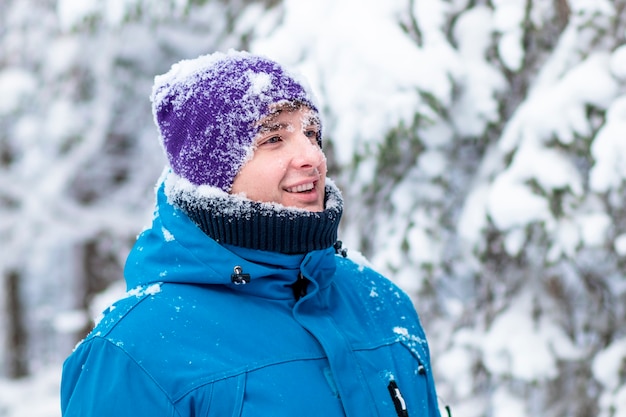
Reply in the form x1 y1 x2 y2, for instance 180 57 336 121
0 0 271 379
251 0 626 415
0 0 625 416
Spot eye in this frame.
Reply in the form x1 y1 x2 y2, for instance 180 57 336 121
259 135 282 146
304 128 321 144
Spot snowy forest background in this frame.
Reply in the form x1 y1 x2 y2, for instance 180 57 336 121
1 0 626 416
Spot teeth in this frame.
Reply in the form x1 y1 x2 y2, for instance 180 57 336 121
287 183 314 193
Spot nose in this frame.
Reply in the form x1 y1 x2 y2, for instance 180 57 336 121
291 132 325 169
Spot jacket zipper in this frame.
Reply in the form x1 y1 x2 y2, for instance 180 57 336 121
292 272 309 301
387 380 409 417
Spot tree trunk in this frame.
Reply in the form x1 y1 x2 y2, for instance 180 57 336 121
4 270 28 379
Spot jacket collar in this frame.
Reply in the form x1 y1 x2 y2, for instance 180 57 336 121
123 179 338 301
164 171 343 254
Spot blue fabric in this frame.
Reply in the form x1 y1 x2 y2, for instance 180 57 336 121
61 185 441 417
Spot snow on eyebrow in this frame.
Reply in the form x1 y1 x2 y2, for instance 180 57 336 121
257 119 291 133
256 107 320 138
300 109 320 127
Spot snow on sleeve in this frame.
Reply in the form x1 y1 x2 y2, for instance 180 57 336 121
126 282 162 298
392 326 427 348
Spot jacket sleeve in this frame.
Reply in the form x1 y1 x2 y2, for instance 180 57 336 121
61 336 177 417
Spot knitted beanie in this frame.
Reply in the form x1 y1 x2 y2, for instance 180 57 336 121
151 50 319 192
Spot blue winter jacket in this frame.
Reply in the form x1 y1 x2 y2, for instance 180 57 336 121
61 185 441 417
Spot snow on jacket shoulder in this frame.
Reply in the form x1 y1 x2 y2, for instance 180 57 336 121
61 186 441 417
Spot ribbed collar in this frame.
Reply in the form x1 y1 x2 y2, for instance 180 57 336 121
164 172 343 254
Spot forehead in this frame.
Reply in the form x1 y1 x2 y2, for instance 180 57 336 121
257 104 320 128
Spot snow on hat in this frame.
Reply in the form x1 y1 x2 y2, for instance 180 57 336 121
151 50 319 192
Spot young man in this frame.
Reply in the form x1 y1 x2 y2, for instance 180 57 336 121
61 50 442 417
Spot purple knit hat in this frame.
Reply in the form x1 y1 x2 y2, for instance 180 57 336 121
151 50 319 192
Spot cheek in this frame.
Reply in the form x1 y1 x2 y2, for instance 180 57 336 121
270 157 288 173
319 154 328 175
253 157 288 185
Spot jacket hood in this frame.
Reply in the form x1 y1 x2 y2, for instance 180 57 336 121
123 179 338 300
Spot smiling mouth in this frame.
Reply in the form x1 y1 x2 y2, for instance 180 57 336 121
285 182 315 193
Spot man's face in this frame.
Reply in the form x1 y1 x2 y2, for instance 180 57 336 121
230 106 327 212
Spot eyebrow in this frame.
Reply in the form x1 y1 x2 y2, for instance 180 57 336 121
256 111 321 133
258 121 290 133
302 114 321 127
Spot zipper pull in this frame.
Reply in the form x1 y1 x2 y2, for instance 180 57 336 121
231 266 251 285
387 380 409 417
333 240 348 258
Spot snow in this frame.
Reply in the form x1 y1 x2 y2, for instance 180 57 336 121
0 367 62 417
590 96 626 192
492 0 525 71
52 310 89 335
44 38 80 78
481 291 582 382
127 283 162 298
0 68 37 115
435 344 475 398
615 234 626 256
611 45 626 80
252 0 455 166
2 0 626 416
162 226 175 242
491 387 527 417
56 0 98 30
487 172 551 230
593 338 626 417
593 337 626 390
393 326 410 338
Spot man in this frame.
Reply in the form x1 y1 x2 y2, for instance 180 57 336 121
61 50 442 416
